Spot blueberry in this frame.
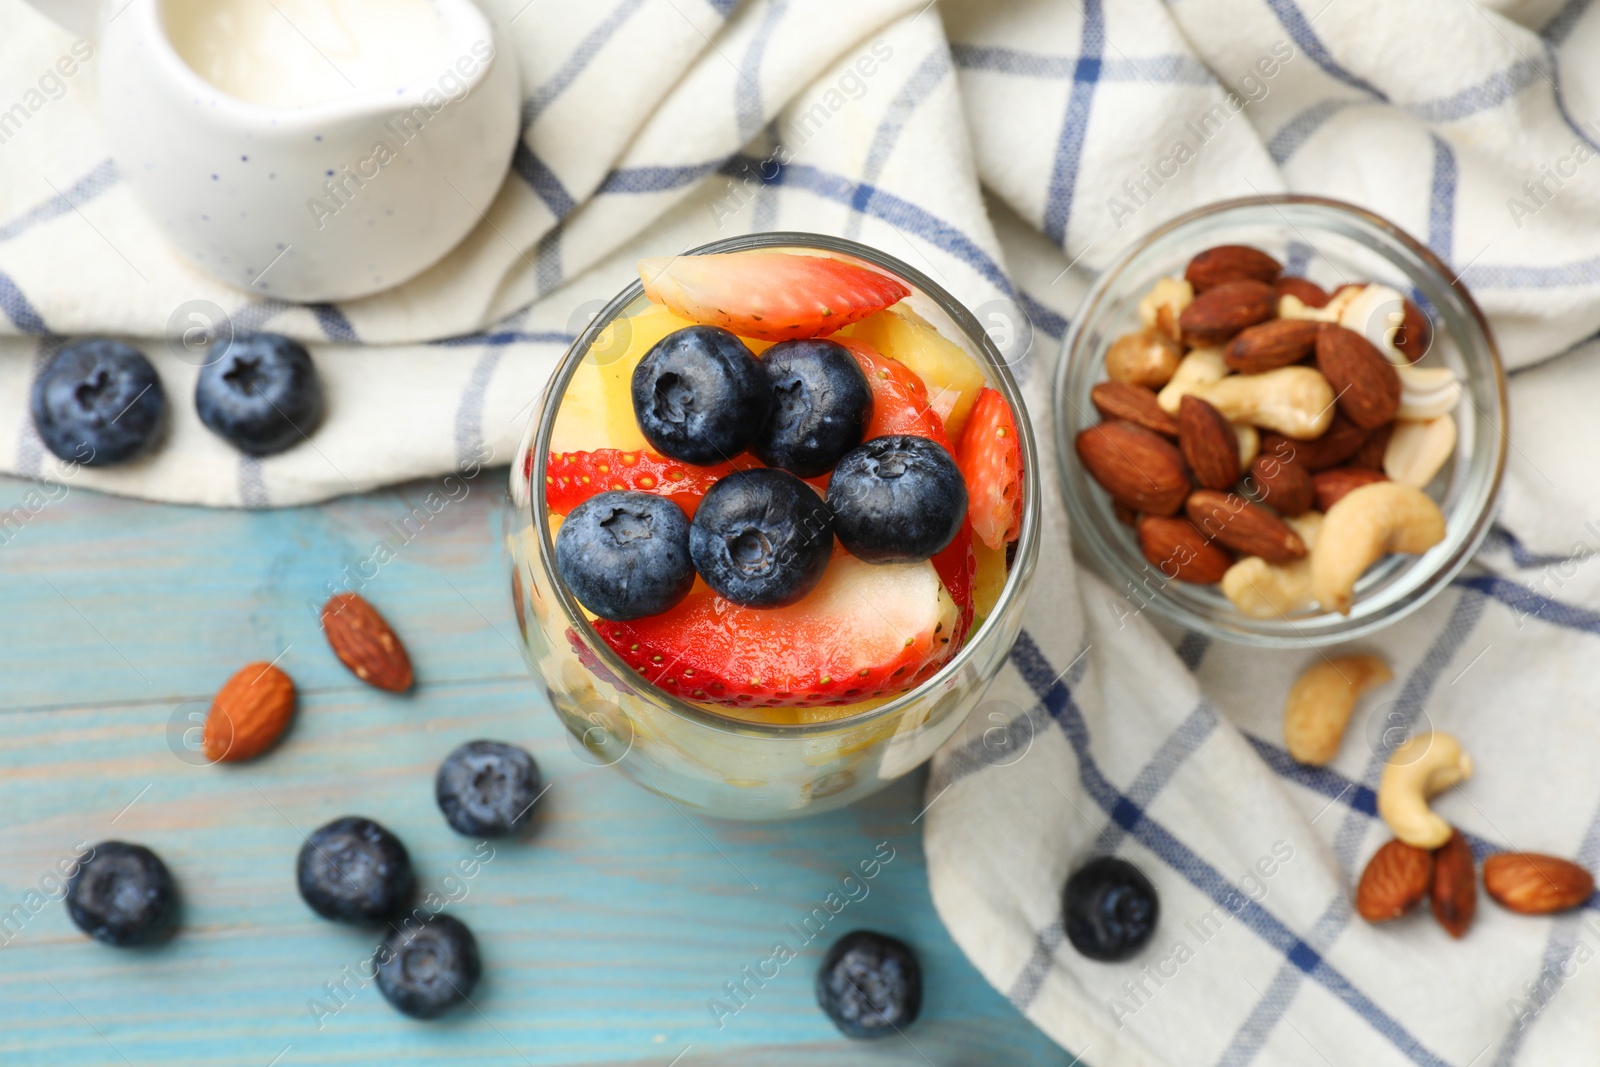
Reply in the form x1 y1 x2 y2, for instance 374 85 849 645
1063 856 1159 962
690 468 833 607
826 435 967 563
554 491 695 621
631 326 771 464
815 930 922 1039
436 740 543 837
195 331 324 455
753 339 872 477
64 842 178 946
375 912 482 1019
31 340 166 466
297 816 413 924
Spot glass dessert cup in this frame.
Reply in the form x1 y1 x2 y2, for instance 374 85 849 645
1055 196 1507 647
506 233 1040 820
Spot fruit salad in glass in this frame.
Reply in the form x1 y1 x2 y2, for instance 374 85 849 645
507 234 1038 819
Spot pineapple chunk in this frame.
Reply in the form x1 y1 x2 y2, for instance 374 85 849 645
844 307 987 440
549 302 697 453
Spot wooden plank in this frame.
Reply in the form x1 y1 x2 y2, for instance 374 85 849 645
0 473 1070 1064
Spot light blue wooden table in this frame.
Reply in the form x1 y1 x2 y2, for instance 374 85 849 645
0 468 1075 1066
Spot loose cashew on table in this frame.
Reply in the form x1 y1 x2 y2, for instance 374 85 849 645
1378 732 1473 849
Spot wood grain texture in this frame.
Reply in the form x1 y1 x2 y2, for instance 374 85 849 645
0 470 1071 1065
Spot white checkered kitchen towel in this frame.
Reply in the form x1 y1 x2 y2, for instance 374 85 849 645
6 0 1600 1063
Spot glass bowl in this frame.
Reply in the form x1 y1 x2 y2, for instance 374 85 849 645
1054 196 1506 647
506 233 1040 820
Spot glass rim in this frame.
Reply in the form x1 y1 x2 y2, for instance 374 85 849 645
1054 194 1509 646
525 231 1042 737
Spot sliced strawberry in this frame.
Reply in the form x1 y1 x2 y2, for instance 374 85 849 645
544 449 755 518
833 337 953 451
931 518 976 646
595 555 959 707
638 252 910 343
957 388 1023 551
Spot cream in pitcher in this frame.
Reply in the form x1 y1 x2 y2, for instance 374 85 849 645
94 0 519 302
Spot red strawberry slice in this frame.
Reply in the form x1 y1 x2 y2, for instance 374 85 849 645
638 252 910 343
544 449 756 517
931 518 976 646
834 337 953 451
957 388 1024 551
594 554 959 707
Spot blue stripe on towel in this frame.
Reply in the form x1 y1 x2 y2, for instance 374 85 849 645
512 144 579 219
1264 0 1389 101
735 0 787 141
0 158 119 245
598 162 723 194
1267 99 1357 164
722 156 1013 292
1427 134 1458 262
1017 290 1069 340
847 49 953 237
1007 630 1454 1067
1456 574 1600 634
0 271 48 334
1041 0 1104 246
521 0 647 129
951 44 1211 85
308 304 357 343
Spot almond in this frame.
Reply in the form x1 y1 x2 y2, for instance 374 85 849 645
1356 839 1433 922
1184 245 1282 292
205 662 296 763
1225 319 1323 374
1262 414 1370 472
1431 829 1476 938
1075 422 1189 517
1394 299 1432 363
322 593 414 692
1178 395 1240 490
1248 452 1314 516
1186 489 1306 562
1276 276 1331 308
1313 467 1388 512
1351 422 1394 470
1178 280 1278 345
1484 853 1596 914
1091 381 1178 436
1316 324 1401 429
1136 515 1233 584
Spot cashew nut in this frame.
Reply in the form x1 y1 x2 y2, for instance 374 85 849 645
1138 275 1193 342
1220 512 1324 618
1395 363 1461 419
1235 423 1260 469
1383 415 1456 488
1282 653 1393 765
1156 347 1229 414
1312 482 1446 614
1188 366 1336 439
1105 327 1183 389
1338 283 1408 365
1278 284 1362 323
1378 732 1473 848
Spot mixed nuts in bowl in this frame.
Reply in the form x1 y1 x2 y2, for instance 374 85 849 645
1055 196 1506 646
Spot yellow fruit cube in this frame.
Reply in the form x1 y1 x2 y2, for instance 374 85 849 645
843 307 987 440
548 302 698 453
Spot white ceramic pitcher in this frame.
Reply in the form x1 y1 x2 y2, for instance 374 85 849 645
25 0 520 303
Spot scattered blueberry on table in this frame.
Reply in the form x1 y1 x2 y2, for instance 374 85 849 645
31 340 167 466
1063 856 1159 962
815 929 923 1039
196 331 324 455
297 816 414 923
375 912 483 1019
65 841 178 946
435 740 544 838
689 468 835 607
630 324 772 464
554 490 696 621
827 434 967 564
753 338 873 478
